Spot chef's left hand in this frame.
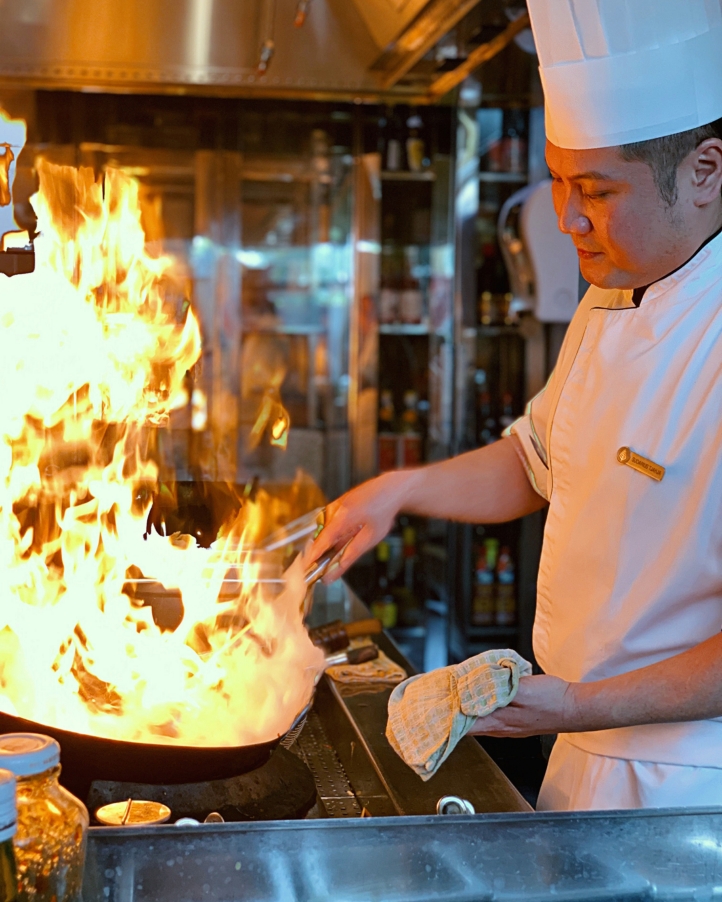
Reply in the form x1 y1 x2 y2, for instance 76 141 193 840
468 674 574 738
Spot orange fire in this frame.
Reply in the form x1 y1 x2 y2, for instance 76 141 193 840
0 151 324 747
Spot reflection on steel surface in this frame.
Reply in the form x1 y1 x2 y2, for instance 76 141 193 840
85 807 722 901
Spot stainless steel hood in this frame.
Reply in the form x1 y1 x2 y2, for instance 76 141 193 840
0 0 384 100
0 0 517 102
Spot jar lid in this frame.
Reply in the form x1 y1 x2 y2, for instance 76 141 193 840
0 769 17 843
0 734 60 777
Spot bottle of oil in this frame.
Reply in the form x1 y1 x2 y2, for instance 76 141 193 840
472 538 499 626
370 541 397 629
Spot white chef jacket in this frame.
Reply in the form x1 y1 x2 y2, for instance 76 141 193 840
510 229 722 776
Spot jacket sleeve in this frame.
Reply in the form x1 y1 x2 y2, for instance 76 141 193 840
503 284 608 501
505 380 554 501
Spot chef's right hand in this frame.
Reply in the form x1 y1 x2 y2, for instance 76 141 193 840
306 470 410 582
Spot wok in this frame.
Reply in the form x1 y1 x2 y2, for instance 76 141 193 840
0 556 331 802
0 709 298 802
0 497 335 802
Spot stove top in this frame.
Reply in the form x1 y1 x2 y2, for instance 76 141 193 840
87 746 317 824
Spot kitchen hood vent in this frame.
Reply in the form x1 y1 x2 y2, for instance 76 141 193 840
0 0 528 102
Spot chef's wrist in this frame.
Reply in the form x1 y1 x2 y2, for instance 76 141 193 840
391 465 426 514
562 679 602 732
562 678 630 733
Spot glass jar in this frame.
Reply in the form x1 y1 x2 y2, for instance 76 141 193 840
0 735 88 902
0 769 18 902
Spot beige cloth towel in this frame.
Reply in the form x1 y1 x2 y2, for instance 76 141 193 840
386 649 532 780
326 647 407 684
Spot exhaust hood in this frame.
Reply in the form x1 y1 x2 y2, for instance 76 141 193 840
0 0 527 101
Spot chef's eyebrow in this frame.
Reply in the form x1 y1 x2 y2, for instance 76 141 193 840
547 164 616 182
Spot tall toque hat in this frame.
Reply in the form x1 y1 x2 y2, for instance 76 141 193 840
527 0 722 149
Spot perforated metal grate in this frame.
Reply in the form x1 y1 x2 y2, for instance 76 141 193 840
292 710 362 818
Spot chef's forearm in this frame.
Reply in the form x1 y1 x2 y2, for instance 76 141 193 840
398 436 547 523
567 632 722 731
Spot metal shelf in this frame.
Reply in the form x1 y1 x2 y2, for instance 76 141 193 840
478 171 527 183
380 170 436 182
379 322 430 336
244 321 326 335
474 324 522 338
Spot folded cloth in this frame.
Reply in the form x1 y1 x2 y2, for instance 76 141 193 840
386 649 532 780
326 648 407 684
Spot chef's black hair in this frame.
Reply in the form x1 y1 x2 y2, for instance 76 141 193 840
619 117 722 207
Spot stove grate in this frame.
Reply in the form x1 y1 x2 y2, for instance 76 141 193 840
292 709 361 817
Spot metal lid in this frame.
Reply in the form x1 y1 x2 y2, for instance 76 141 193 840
0 734 60 777
95 800 172 827
0 769 16 843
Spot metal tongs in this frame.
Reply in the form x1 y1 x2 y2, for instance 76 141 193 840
261 506 327 553
302 543 350 617
300 508 353 617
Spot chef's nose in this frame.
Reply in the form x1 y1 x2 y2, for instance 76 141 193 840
557 193 592 237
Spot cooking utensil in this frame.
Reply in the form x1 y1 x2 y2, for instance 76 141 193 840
324 644 379 667
19 520 340 798
309 618 383 653
0 709 288 802
261 506 326 552
302 538 352 617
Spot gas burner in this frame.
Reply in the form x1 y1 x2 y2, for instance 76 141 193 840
86 746 317 824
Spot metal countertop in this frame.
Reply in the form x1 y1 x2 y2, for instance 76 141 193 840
85 807 722 901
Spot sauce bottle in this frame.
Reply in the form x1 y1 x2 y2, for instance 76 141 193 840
496 545 517 626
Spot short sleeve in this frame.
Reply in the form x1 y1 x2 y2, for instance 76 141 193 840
505 381 554 501
501 282 620 502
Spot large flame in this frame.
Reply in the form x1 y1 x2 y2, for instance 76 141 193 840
0 158 324 746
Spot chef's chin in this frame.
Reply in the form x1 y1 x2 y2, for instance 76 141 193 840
579 255 635 290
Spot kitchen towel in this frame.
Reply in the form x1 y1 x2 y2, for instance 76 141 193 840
326 646 407 685
386 649 532 780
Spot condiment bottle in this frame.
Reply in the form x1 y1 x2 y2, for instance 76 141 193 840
0 735 88 902
370 541 397 629
378 389 398 472
495 545 517 626
0 770 18 902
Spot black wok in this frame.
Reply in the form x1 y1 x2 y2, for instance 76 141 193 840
0 709 292 802
0 487 327 802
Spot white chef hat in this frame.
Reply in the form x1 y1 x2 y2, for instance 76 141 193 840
527 0 722 149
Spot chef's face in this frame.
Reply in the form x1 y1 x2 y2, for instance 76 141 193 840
547 141 698 290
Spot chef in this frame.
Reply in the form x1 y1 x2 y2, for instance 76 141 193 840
309 0 722 810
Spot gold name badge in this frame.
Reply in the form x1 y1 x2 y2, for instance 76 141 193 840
617 447 665 482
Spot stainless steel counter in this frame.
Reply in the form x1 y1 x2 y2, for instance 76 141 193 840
84 807 722 900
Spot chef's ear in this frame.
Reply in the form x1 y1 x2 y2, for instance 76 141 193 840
690 137 722 207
